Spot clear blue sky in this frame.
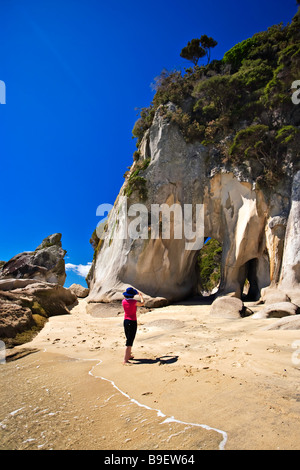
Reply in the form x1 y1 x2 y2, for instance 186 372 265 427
0 0 298 287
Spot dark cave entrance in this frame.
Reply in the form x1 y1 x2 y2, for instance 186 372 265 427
239 258 261 301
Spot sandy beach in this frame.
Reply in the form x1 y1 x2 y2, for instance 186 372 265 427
1 298 300 451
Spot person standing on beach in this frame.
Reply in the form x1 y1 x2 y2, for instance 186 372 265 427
122 287 144 364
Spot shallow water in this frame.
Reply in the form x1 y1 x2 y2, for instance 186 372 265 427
0 350 227 450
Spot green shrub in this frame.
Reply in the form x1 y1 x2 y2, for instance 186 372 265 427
164 107 205 143
234 59 273 89
133 150 141 162
132 106 155 144
197 239 222 293
229 123 300 186
229 124 269 157
152 69 193 108
194 75 240 115
276 125 300 145
223 37 259 71
124 175 148 199
123 158 150 200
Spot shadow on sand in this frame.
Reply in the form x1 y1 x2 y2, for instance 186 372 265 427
130 355 179 365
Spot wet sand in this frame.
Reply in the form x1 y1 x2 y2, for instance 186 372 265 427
1 298 300 450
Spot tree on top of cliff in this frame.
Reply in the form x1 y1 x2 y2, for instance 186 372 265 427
199 35 218 64
180 35 217 66
180 39 206 66
132 11 300 185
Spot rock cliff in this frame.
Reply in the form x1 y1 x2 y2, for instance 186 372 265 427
88 110 298 304
87 16 300 306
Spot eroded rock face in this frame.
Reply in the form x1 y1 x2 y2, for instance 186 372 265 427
0 301 33 338
87 109 298 304
0 280 77 340
0 234 67 286
279 171 300 292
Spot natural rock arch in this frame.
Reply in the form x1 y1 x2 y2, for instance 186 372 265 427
87 110 299 305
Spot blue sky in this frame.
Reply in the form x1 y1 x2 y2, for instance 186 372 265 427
0 0 298 287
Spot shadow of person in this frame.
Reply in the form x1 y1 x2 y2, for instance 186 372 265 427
130 355 178 365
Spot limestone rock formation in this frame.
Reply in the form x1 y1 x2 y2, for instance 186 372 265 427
0 234 67 286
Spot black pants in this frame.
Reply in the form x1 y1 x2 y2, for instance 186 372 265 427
124 320 137 347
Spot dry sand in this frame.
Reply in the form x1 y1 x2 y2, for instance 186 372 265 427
1 298 300 451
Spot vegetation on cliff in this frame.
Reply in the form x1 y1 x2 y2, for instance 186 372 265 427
132 11 300 187
123 157 150 200
197 238 222 293
180 35 218 66
91 9 300 294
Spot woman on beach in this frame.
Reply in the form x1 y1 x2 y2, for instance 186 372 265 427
122 287 144 363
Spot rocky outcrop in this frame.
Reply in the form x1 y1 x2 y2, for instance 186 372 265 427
87 109 299 306
0 279 77 342
0 234 67 286
0 235 74 344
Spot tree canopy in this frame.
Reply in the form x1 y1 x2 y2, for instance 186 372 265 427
180 38 206 66
180 35 217 65
200 34 218 63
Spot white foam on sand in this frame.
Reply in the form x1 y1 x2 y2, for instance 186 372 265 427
88 358 228 450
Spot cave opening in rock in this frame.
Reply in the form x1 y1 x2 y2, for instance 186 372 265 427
196 238 222 297
239 258 261 301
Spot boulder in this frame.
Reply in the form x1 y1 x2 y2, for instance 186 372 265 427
210 296 251 319
0 280 77 341
252 301 299 319
0 234 67 286
69 283 89 298
144 297 169 308
262 315 300 330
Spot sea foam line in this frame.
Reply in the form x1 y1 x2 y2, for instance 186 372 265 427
88 359 228 450
40 349 227 450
